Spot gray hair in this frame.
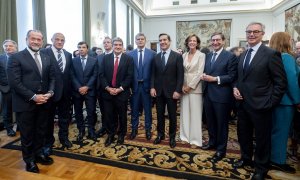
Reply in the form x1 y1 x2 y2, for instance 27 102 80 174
112 37 123 45
135 32 146 40
2 39 18 48
26 30 44 39
246 22 265 32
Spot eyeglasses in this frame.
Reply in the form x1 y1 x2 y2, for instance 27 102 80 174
245 30 263 35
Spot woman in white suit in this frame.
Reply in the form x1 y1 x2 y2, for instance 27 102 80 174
180 34 205 147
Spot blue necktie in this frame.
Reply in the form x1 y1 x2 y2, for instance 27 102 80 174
57 50 63 72
138 49 143 80
81 57 86 70
210 52 217 68
243 48 253 73
161 51 166 69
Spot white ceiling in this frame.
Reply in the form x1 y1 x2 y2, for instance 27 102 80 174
130 0 287 17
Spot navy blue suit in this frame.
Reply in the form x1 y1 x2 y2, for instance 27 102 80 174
0 54 13 130
128 48 156 131
100 53 133 136
203 49 237 154
71 56 98 133
40 47 73 148
7 48 55 163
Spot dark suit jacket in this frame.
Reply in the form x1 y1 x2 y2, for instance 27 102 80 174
7 48 55 112
0 54 10 93
71 56 98 98
40 48 72 102
99 53 133 101
203 50 237 103
151 50 184 98
96 53 106 92
236 44 287 110
128 48 156 93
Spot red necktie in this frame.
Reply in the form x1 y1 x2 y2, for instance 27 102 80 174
112 56 119 87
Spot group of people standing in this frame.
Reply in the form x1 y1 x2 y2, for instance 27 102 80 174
1 21 300 180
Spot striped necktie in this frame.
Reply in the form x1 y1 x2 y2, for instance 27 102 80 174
57 50 63 72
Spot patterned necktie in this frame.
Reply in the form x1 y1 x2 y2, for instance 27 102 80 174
112 56 119 87
210 52 217 68
81 57 86 70
57 50 63 72
161 51 166 69
34 52 42 75
243 48 253 73
138 49 143 80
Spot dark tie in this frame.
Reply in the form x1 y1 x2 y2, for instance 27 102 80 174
210 52 217 68
161 51 166 69
243 48 253 73
112 56 119 87
138 49 143 80
81 57 86 70
34 52 42 75
57 50 63 72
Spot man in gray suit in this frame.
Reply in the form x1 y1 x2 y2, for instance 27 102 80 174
0 39 18 136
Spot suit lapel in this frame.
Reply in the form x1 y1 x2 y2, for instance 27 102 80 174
133 50 139 70
118 54 125 73
164 51 173 71
40 53 48 77
243 45 265 79
24 49 41 77
206 52 213 73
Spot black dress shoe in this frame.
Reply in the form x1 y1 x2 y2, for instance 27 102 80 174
201 144 215 150
146 130 151 140
117 136 125 145
7 128 16 137
251 171 265 180
26 161 39 173
60 139 73 149
96 128 107 137
169 138 176 148
130 129 138 140
211 152 225 162
43 147 53 157
153 136 165 145
77 131 85 142
35 154 54 165
87 131 98 141
105 136 115 147
233 159 254 169
270 162 296 174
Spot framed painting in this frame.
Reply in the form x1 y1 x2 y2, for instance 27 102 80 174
285 3 300 49
176 19 232 50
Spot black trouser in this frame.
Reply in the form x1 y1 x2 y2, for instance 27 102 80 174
1 91 13 129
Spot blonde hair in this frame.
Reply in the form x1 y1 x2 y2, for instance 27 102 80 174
269 32 294 56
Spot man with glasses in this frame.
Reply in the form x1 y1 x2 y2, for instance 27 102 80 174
233 22 287 180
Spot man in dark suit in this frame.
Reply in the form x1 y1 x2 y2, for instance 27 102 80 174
0 39 18 136
96 36 113 137
128 33 156 140
233 22 287 180
99 37 133 146
7 30 56 173
151 33 184 148
41 33 73 155
71 41 98 142
201 32 237 162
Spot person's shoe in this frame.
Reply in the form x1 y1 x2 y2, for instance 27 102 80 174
117 136 125 145
26 161 39 173
146 130 151 140
169 138 176 148
87 131 98 141
35 154 54 165
105 136 115 147
270 162 296 174
6 128 16 137
211 152 225 162
201 144 215 150
96 128 107 137
43 147 53 157
153 136 165 145
77 131 84 142
233 159 254 169
130 129 138 140
60 139 73 149
251 171 265 180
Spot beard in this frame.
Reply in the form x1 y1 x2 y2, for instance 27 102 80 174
29 45 40 52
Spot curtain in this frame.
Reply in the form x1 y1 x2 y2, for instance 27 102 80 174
82 0 91 46
32 0 47 42
111 0 116 38
0 0 18 54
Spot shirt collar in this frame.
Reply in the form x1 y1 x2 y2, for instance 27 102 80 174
249 42 262 52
